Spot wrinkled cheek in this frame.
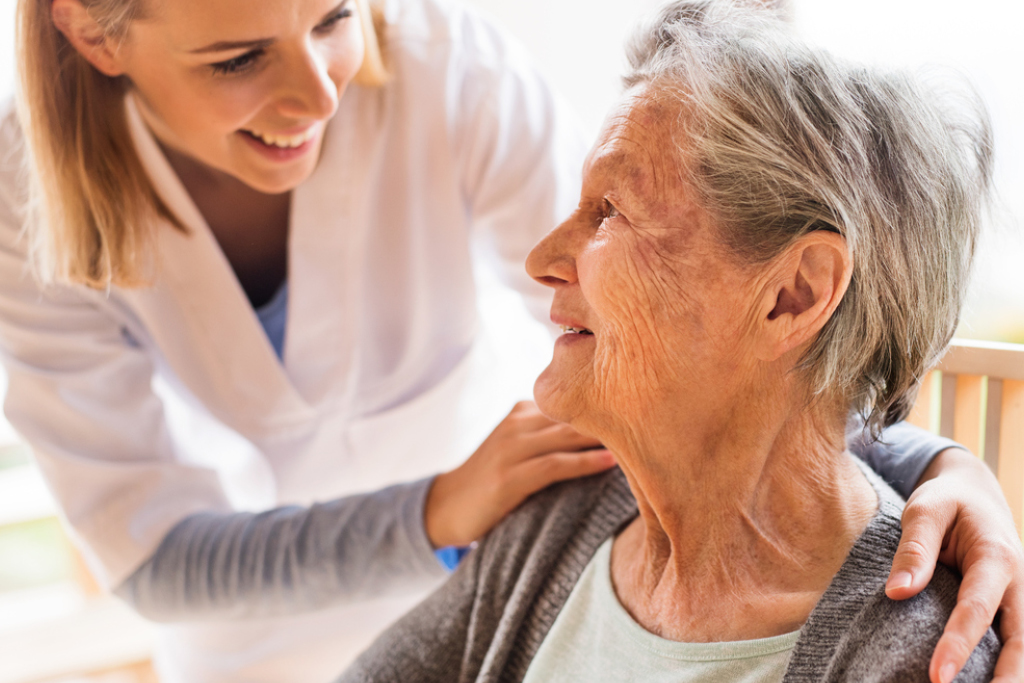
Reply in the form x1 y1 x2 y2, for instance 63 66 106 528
581 258 693 414
590 327 670 422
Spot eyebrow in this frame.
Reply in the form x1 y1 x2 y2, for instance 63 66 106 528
189 38 274 54
188 0 350 54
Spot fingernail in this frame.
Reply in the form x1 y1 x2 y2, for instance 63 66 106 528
886 571 912 592
939 662 957 683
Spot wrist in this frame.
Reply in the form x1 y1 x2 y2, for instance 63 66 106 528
424 471 460 549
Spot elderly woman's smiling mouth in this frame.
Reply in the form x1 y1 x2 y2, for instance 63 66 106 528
555 324 594 337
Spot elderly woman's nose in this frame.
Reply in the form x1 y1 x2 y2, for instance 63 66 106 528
526 220 578 287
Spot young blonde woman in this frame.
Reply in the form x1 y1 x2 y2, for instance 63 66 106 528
0 0 1020 681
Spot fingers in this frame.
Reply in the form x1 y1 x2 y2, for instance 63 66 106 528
501 400 558 432
511 449 616 499
929 556 1013 683
500 402 599 450
992 586 1024 683
492 406 602 462
887 499 948 600
992 639 1024 683
522 422 603 454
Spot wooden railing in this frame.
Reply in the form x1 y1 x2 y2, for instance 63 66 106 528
908 339 1024 539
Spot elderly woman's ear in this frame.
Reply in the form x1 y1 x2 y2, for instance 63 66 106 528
756 231 852 362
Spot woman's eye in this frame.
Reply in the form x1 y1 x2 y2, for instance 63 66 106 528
210 49 264 76
315 6 354 33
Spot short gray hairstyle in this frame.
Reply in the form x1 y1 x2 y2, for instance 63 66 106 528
624 1 994 433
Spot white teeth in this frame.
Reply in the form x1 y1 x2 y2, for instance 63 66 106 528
559 325 592 335
246 127 318 149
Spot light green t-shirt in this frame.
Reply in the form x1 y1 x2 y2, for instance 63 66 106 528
522 539 800 683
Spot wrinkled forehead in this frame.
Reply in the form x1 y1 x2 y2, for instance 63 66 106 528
587 90 687 185
584 87 697 218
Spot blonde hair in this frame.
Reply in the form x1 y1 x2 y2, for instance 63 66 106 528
15 0 388 289
354 0 388 87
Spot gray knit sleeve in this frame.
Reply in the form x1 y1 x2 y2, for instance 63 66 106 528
848 420 962 499
115 477 448 622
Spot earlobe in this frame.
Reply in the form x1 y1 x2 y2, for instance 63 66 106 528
759 232 852 361
51 0 126 78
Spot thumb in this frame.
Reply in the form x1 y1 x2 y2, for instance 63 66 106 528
887 500 947 600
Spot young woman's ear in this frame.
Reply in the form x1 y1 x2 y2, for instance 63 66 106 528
756 231 852 362
50 0 127 77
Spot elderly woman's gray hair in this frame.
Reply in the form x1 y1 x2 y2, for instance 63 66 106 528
624 0 994 434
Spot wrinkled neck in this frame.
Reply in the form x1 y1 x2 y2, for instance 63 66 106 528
604 382 878 642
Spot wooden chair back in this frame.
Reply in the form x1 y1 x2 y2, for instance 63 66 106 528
908 339 1024 540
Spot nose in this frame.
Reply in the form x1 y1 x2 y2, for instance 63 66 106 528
526 215 580 288
275 41 339 121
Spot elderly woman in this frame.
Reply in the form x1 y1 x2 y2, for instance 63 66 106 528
339 2 1002 681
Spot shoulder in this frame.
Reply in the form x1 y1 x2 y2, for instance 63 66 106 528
337 470 635 683
789 463 1000 682
342 0 584 212
478 468 635 569
825 567 999 682
0 98 29 231
0 98 87 305
375 0 557 128
0 99 38 285
336 0 568 183
381 0 536 74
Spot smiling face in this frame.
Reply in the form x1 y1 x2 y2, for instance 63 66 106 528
110 0 365 193
526 87 767 440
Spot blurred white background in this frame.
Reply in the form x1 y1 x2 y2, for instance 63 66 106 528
1 0 1021 341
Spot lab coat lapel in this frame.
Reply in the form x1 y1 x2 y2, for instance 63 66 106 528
120 97 313 434
285 87 382 412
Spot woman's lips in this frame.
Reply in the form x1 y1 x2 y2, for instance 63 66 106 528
238 127 319 162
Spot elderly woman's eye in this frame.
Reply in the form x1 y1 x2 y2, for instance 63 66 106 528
603 200 621 220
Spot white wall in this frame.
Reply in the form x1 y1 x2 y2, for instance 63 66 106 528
0 0 1021 341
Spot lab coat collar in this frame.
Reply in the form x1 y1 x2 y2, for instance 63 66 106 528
120 95 316 433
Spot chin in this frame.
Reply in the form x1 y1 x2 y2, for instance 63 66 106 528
245 163 317 195
532 368 577 425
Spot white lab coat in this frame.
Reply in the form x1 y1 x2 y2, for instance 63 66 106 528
0 0 587 678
